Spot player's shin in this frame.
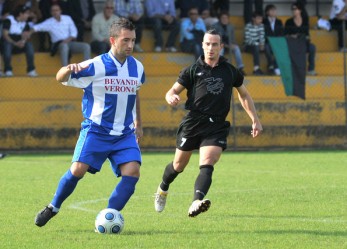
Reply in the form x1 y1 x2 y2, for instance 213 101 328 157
193 165 214 201
107 175 139 211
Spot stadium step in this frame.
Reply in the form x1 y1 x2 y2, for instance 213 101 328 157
7 51 345 77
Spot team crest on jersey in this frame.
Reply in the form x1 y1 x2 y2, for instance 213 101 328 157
205 77 224 95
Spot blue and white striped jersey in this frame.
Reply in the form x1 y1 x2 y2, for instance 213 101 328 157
63 51 145 136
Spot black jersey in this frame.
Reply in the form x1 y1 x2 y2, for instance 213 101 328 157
177 55 244 119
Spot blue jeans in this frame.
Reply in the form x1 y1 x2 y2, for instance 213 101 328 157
2 39 35 72
244 44 261 67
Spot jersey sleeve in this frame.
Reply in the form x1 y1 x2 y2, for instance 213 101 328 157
233 66 244 88
62 59 95 88
176 66 191 89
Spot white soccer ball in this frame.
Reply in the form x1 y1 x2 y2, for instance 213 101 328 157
95 208 124 234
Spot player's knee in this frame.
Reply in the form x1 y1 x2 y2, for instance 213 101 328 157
70 162 89 178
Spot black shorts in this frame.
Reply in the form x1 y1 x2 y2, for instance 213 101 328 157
176 111 231 151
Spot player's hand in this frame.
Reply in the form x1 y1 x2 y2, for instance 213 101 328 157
134 125 143 143
166 94 180 106
251 120 263 138
66 63 88 74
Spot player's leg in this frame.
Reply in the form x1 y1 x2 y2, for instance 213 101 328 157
107 133 141 211
35 127 108 227
155 149 192 212
35 162 89 227
188 145 222 217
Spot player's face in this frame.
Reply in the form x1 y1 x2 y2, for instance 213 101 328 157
202 33 222 60
110 28 136 59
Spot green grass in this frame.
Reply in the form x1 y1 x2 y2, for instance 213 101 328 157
0 151 346 249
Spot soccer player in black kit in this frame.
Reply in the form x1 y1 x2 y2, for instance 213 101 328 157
154 29 263 217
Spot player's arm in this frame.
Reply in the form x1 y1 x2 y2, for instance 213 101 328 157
134 92 143 143
236 84 263 138
165 82 185 107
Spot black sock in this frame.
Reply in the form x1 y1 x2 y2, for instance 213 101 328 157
160 162 180 191
193 165 214 201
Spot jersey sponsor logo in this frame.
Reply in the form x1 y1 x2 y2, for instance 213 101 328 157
205 77 224 95
104 78 138 93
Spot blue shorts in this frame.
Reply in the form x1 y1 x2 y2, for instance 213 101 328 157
72 125 141 177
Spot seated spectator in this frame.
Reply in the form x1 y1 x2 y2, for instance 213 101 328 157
329 0 347 51
114 0 144 52
180 7 206 59
244 0 263 24
263 4 283 75
145 0 180 52
285 2 316 75
175 0 209 19
32 4 91 66
91 0 119 54
201 9 218 29
2 4 37 77
212 11 245 75
66 0 95 42
38 0 69 52
244 11 265 75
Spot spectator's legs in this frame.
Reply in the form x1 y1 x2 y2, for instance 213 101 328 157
91 41 109 55
254 0 263 15
150 17 164 47
68 42 91 62
231 45 244 69
165 19 180 48
245 45 260 68
264 43 274 69
24 41 35 72
58 43 70 66
2 40 13 72
329 18 345 49
131 17 144 45
308 43 316 71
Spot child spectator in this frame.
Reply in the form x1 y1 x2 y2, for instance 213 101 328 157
145 0 179 52
244 11 265 75
212 11 246 75
180 7 206 59
263 4 283 75
2 4 37 77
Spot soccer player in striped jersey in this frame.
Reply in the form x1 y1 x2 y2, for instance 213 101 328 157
35 18 145 227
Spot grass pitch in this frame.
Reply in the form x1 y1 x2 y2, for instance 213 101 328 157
0 151 346 249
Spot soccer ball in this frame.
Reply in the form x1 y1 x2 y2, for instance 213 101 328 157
95 208 124 234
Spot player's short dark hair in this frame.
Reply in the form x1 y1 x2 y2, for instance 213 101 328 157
109 18 136 38
205 29 222 41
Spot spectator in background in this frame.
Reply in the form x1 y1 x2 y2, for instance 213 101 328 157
213 11 245 75
175 0 209 19
32 4 91 66
244 0 263 24
114 0 144 52
67 0 95 42
91 0 119 54
2 4 37 77
263 4 283 75
244 11 265 75
201 9 218 29
180 7 206 59
329 0 347 51
2 0 42 23
285 2 316 75
38 0 69 51
145 0 180 52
